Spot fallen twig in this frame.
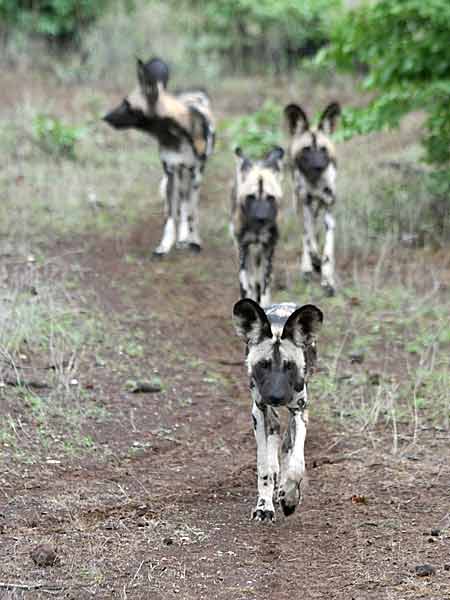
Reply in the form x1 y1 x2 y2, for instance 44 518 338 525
311 449 365 468
130 381 162 393
1 377 50 389
213 358 242 366
0 582 63 592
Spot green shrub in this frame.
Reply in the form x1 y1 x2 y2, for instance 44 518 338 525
222 100 283 157
0 0 133 45
169 0 341 73
321 0 450 191
32 114 86 159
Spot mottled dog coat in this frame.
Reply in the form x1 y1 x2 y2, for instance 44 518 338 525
104 57 215 256
233 299 323 521
284 102 341 295
231 147 284 307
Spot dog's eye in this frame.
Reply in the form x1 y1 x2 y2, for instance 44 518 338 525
245 195 256 210
303 146 312 152
284 362 294 372
266 194 275 203
259 360 271 370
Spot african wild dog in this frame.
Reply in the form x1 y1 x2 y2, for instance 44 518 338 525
103 57 215 256
231 146 284 307
284 102 341 295
233 299 323 521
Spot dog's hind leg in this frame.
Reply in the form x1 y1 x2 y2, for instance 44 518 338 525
176 165 192 248
189 164 204 251
177 164 203 252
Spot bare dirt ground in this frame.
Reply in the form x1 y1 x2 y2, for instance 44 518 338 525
1 71 450 600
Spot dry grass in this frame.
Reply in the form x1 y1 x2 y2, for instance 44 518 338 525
1 54 449 463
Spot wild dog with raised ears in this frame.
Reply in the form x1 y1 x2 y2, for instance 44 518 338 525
284 102 341 295
233 299 323 522
103 57 215 256
231 146 284 307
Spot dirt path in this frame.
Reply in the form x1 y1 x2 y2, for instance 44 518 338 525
1 71 450 600
2 214 450 600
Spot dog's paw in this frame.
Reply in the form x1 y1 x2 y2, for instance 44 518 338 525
175 241 202 253
278 480 303 517
251 498 275 523
301 270 313 283
152 248 169 259
251 508 275 523
188 242 202 253
280 497 298 516
321 282 335 297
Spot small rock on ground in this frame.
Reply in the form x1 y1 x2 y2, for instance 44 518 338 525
31 543 57 567
415 564 435 577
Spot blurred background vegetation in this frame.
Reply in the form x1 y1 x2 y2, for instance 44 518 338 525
1 0 449 235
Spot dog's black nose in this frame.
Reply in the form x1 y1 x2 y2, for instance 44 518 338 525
102 109 118 126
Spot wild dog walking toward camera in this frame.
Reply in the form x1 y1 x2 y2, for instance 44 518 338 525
233 299 323 521
103 57 215 256
284 102 341 295
231 147 284 307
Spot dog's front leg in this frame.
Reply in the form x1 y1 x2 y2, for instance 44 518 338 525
321 210 336 295
301 198 320 279
239 244 251 299
153 163 179 256
279 408 308 517
260 242 274 308
252 399 280 522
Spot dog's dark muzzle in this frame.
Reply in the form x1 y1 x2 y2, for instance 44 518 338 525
264 371 290 407
297 153 330 185
247 199 277 230
103 101 136 129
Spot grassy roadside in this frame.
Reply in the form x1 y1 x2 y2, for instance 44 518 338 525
1 60 449 472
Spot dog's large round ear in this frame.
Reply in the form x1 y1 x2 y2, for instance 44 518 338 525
234 147 253 175
318 102 341 135
136 57 147 87
264 146 285 172
136 57 159 102
232 299 272 345
284 104 309 136
281 304 323 347
144 57 170 88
